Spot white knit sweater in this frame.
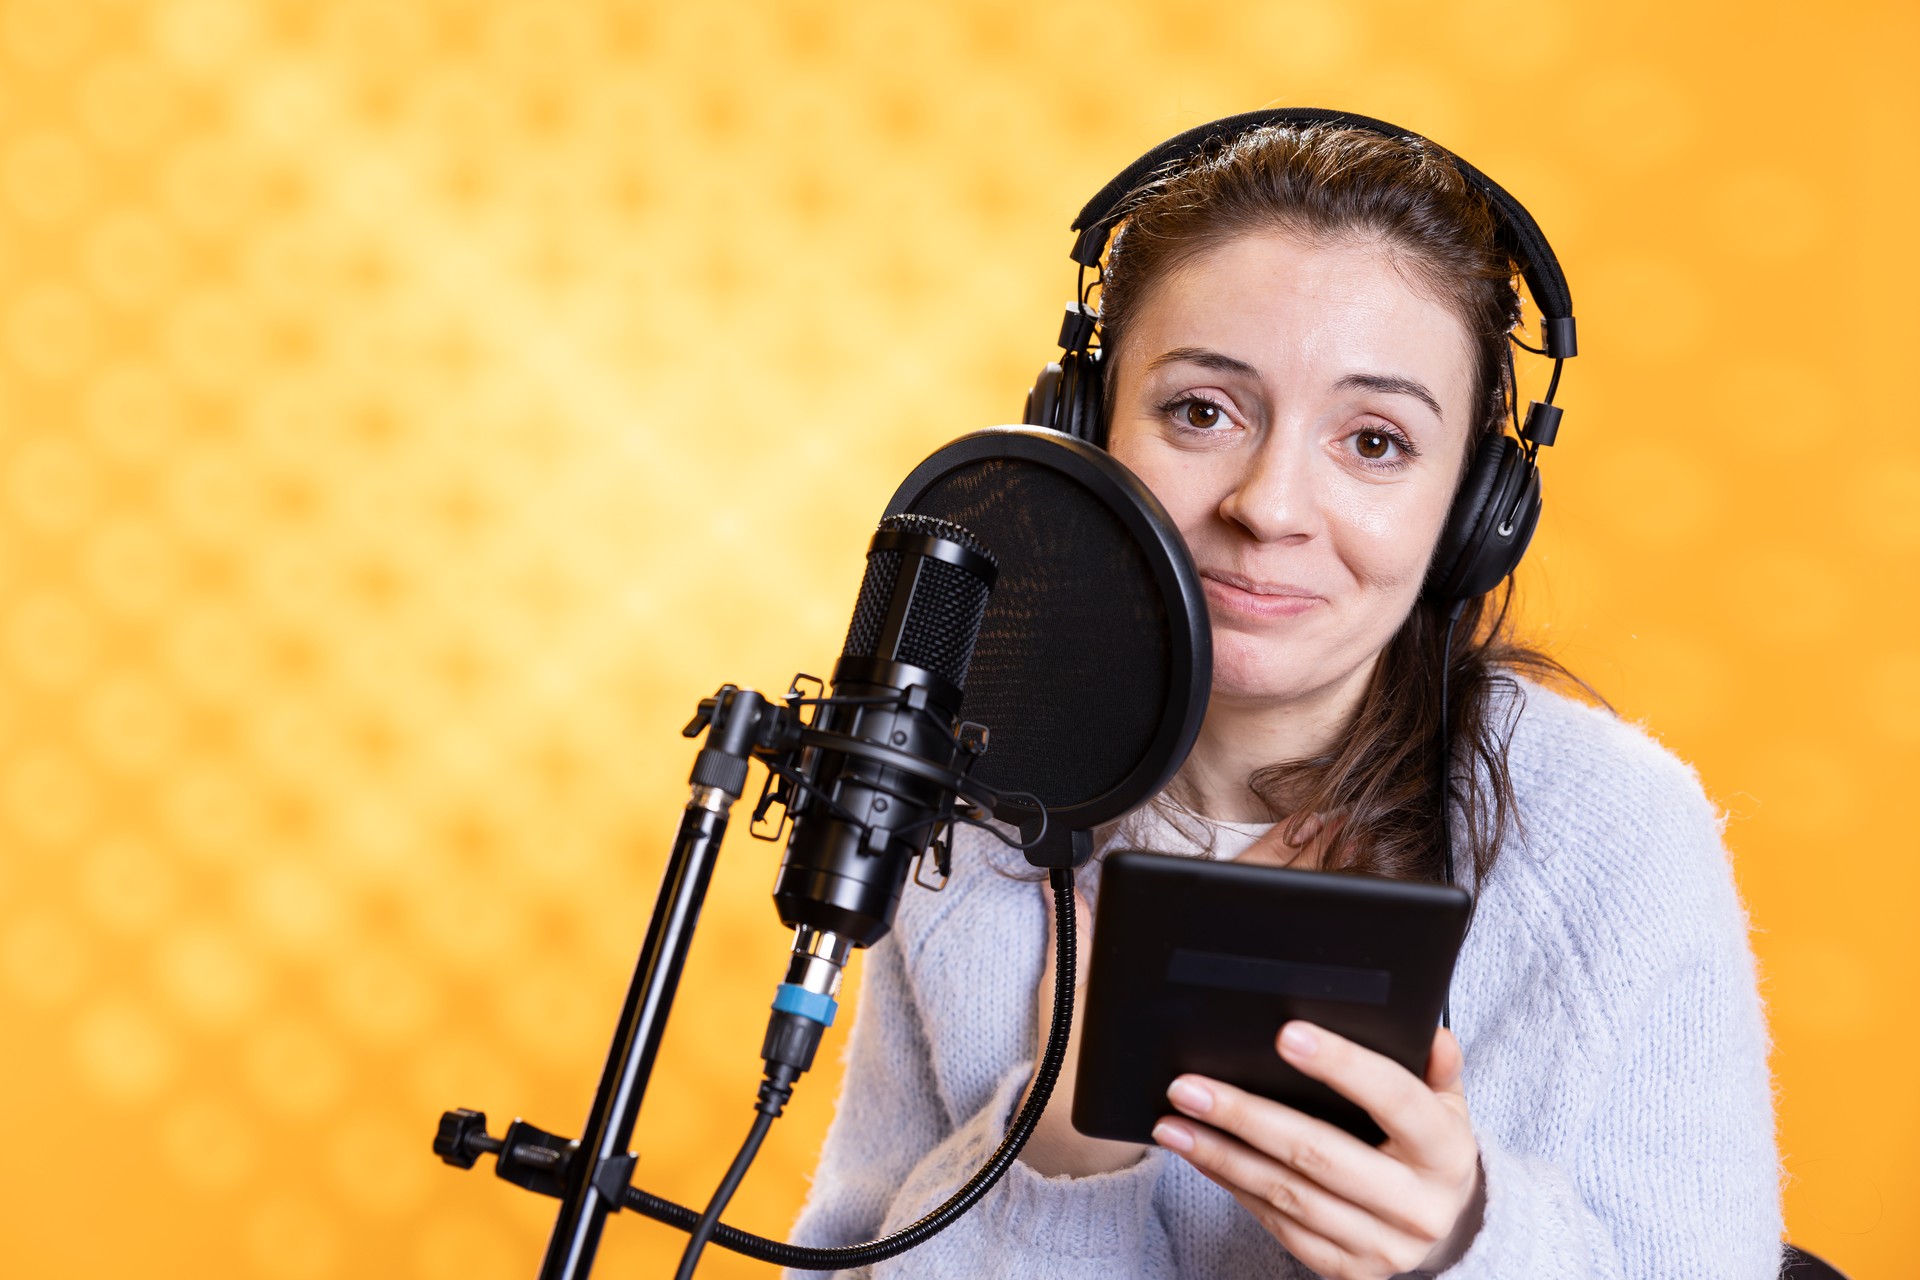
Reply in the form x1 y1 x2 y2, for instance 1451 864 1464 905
785 679 1783 1277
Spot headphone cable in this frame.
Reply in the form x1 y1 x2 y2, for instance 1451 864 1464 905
1438 597 1465 1032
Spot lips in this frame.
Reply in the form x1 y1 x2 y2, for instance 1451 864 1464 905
1200 571 1324 620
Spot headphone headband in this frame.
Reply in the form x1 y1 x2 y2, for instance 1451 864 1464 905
1067 107 1577 359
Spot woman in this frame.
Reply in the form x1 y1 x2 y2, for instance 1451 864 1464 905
786 119 1781 1278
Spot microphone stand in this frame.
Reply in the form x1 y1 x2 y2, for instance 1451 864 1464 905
434 684 777 1280
432 679 1026 1279
432 676 1056 1279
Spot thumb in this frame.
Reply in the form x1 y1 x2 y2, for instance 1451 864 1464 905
1426 1024 1467 1097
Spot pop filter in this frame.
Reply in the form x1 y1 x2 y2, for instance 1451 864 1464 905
884 427 1211 864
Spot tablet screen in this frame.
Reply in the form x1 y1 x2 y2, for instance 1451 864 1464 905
1071 850 1471 1145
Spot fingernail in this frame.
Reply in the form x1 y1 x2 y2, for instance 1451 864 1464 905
1280 1022 1318 1058
1166 1077 1212 1114
1151 1120 1194 1153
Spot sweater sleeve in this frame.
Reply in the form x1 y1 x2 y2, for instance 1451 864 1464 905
1429 684 1784 1279
1445 928 1782 1278
785 909 1177 1279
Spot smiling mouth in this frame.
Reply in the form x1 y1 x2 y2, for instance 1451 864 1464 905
1200 572 1324 619
1202 571 1321 599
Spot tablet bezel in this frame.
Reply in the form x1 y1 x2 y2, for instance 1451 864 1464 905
1071 849 1472 1146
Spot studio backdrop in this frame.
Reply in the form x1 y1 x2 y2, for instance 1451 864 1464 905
0 3 1912 1279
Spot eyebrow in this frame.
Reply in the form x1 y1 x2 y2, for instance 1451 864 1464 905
1144 346 1261 379
1334 373 1445 421
1144 347 1445 422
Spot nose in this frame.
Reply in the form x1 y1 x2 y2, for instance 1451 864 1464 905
1217 429 1322 544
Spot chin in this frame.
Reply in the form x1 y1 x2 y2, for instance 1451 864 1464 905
1206 624 1387 710
1209 631 1331 704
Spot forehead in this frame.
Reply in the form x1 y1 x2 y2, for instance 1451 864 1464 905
1118 232 1476 404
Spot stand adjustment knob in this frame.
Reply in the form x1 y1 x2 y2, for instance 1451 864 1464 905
434 1108 503 1170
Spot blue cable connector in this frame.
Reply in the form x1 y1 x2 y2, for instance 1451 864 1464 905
771 982 838 1027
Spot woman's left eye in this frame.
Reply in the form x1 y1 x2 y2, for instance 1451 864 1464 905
1170 398 1229 431
1349 427 1412 466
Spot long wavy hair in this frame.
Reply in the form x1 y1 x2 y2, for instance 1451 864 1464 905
1094 123 1607 890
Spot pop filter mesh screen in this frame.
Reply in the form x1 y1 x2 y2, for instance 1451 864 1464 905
902 457 1171 813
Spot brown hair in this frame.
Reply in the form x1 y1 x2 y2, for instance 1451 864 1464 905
1096 123 1606 889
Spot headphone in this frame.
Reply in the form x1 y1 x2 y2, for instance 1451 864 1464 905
1023 108 1578 607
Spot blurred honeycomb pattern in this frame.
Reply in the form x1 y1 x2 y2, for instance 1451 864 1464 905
0 2 1913 1277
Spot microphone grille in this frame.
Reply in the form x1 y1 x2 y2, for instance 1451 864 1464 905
841 514 996 692
877 513 996 564
896 555 990 689
843 548 902 659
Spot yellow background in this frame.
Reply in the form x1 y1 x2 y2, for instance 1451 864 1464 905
0 2 1913 1277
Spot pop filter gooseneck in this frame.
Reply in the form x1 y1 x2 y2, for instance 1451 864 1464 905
887 426 1212 864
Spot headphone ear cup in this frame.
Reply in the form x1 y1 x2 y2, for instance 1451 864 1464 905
1063 348 1105 447
1026 350 1107 446
1025 361 1066 432
1425 434 1543 605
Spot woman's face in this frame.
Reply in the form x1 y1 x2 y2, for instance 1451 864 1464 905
1107 232 1478 714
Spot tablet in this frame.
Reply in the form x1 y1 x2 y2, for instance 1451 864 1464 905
1071 849 1472 1146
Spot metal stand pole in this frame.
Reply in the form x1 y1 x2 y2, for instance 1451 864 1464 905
533 688 768 1280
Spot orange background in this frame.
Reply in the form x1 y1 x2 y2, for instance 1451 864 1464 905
0 2 1913 1277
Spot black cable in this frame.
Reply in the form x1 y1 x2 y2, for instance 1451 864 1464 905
625 867 1080 1271
672 1109 776 1280
1439 598 1465 1032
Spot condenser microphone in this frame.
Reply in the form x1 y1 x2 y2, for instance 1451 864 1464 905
769 513 998 950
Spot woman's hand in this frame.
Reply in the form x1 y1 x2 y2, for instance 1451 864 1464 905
1017 879 1152 1178
1151 1021 1485 1278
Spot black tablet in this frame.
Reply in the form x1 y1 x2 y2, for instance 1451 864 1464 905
1071 850 1472 1146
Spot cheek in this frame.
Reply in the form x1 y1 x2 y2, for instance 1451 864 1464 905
1325 483 1454 587
1109 436 1223 536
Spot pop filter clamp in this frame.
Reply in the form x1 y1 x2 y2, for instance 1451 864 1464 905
428 428 1210 1277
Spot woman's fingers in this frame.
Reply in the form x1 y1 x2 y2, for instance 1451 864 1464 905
1215 1186 1352 1280
1154 1115 1437 1278
1160 1074 1434 1237
1271 1021 1469 1167
1149 1018 1481 1273
1425 1025 1466 1096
